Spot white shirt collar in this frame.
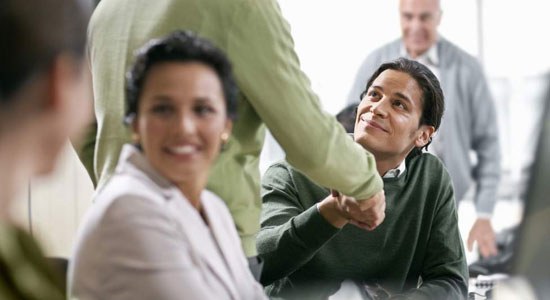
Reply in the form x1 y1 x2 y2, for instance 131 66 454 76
399 41 439 67
382 159 407 179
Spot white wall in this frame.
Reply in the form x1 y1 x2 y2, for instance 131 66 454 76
276 0 479 114
11 144 94 257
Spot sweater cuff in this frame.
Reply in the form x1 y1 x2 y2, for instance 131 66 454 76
292 205 341 249
474 186 498 216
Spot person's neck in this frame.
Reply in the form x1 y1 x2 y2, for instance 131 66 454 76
0 140 30 222
177 179 206 211
179 183 210 225
374 154 407 177
0 185 13 221
182 190 202 210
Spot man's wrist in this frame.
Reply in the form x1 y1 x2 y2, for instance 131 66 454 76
317 200 348 229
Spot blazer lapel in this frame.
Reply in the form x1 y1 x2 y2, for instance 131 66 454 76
200 193 252 289
168 193 240 299
118 144 240 298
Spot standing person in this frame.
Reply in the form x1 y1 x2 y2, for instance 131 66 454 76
347 0 501 258
81 0 385 265
0 0 91 299
259 58 467 299
69 31 267 300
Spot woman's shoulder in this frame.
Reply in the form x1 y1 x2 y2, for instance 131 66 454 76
99 168 166 202
202 190 232 215
87 174 170 228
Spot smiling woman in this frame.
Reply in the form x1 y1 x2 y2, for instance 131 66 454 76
132 62 232 209
68 31 266 300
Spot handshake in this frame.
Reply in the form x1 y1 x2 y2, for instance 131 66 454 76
318 189 386 231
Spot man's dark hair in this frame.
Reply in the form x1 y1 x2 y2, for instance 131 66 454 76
0 0 90 101
359 57 445 152
125 30 238 123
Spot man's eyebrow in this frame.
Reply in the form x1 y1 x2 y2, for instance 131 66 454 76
194 97 214 103
370 86 413 104
394 92 413 104
420 12 434 19
371 85 383 91
151 95 172 102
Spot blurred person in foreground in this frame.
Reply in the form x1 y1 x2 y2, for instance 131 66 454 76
258 58 467 299
0 0 91 299
347 0 501 259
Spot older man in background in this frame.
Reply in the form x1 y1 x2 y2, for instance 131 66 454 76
348 0 501 259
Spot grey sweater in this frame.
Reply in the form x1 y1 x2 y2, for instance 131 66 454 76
347 37 500 215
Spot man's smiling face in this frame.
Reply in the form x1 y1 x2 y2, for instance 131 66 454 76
354 69 427 161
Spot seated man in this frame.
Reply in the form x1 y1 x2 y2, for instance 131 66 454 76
257 58 468 299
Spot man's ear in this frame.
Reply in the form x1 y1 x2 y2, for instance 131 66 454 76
414 125 435 148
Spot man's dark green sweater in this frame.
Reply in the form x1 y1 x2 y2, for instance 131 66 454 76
257 153 468 299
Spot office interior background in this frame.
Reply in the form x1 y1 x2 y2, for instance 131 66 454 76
10 0 550 267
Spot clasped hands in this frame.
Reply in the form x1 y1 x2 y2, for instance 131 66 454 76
318 189 386 231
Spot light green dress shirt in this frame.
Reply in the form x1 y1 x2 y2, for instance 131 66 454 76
82 0 382 256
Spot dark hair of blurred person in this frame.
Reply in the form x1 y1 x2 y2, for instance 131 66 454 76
0 1 91 299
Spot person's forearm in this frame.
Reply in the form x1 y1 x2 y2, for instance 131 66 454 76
227 1 383 201
257 205 340 285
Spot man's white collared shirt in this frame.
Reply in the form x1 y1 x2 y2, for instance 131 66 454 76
400 43 440 80
382 159 406 179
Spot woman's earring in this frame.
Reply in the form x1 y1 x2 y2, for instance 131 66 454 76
132 132 140 144
220 132 230 150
